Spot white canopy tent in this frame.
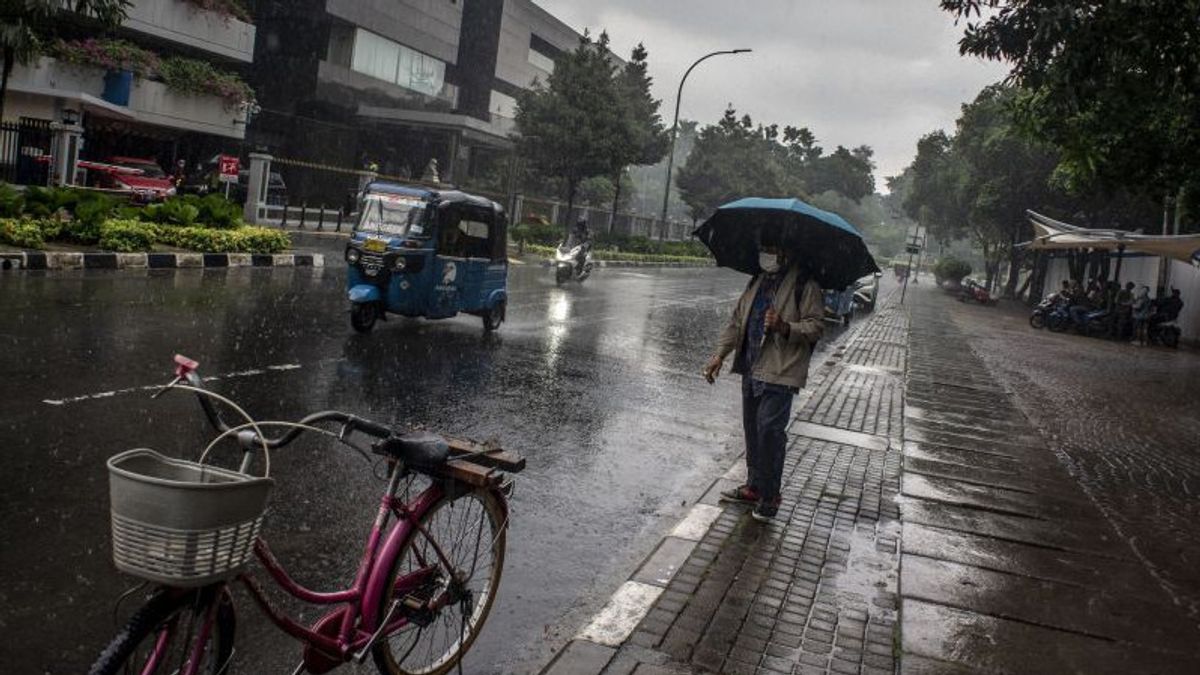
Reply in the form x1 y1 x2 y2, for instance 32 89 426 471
1025 210 1200 264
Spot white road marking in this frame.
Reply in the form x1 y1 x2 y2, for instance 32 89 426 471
577 581 664 646
669 503 723 541
42 363 302 406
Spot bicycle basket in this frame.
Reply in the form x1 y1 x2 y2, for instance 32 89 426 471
107 449 274 587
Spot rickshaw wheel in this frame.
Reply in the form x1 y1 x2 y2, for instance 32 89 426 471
483 301 505 332
351 303 379 333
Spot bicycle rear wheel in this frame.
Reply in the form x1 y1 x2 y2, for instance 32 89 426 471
88 585 235 675
372 488 507 675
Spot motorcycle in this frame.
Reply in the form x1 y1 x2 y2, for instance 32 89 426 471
1048 304 1111 336
554 242 594 285
1147 320 1182 348
852 272 882 313
957 279 997 306
1030 293 1068 329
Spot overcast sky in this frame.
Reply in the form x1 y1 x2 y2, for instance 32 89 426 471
536 0 1009 192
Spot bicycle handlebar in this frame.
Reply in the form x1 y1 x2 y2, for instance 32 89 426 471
180 365 392 450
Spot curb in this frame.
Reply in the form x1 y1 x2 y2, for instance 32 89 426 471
0 251 324 271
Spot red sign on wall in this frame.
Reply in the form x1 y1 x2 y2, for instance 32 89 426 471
217 155 240 183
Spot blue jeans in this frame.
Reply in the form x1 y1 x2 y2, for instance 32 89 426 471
742 377 795 504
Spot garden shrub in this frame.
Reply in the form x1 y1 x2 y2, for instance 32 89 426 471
0 182 24 217
143 199 199 226
513 221 562 246
0 218 46 249
157 225 289 253
932 256 972 284
99 219 159 252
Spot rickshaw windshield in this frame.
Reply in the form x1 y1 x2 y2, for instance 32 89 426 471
356 194 428 238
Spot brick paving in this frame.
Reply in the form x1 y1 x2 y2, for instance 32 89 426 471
542 283 1200 675
542 292 906 675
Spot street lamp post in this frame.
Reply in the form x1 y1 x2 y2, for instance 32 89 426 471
659 49 752 233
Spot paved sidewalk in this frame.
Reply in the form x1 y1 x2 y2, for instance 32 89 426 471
540 282 1200 675
541 293 907 675
898 287 1200 674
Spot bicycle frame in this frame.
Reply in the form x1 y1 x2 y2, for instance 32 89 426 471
161 465 495 675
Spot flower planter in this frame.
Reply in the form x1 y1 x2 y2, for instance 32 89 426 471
102 69 134 106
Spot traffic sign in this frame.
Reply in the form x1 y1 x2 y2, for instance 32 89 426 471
217 155 240 184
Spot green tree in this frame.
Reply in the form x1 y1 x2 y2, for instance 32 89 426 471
805 145 876 202
1 0 132 120
675 107 795 221
628 119 697 219
942 0 1200 227
607 43 668 230
515 31 626 230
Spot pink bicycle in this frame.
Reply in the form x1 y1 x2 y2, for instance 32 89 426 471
88 356 523 675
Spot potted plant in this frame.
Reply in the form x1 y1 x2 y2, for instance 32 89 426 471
51 39 159 106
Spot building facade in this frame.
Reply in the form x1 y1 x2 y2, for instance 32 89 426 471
1 0 257 187
245 0 592 204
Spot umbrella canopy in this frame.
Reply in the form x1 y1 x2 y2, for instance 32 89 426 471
694 197 880 289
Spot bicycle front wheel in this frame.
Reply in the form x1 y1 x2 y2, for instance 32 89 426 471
372 488 507 675
88 585 235 675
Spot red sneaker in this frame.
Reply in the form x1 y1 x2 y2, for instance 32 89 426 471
719 484 759 504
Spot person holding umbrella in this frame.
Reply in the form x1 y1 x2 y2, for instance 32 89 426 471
697 197 879 522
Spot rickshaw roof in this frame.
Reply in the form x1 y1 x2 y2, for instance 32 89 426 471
365 181 501 211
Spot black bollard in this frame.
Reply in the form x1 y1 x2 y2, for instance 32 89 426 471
299 202 306 229
318 204 325 231
336 209 343 232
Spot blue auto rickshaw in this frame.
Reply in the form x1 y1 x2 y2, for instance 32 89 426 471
345 181 508 333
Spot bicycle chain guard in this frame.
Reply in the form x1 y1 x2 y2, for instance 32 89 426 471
301 607 349 674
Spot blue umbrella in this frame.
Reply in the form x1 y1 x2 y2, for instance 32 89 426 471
693 197 880 289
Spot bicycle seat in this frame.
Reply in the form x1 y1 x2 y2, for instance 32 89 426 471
374 432 450 469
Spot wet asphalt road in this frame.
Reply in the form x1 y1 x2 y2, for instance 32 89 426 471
0 254 822 674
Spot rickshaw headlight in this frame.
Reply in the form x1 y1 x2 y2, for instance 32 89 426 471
393 257 406 271
346 248 360 263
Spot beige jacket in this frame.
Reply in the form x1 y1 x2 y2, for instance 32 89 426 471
715 266 825 389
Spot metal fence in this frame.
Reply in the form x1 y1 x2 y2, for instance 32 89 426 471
0 119 51 186
512 195 691 241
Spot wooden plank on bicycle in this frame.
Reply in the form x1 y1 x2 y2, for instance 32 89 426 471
445 436 526 472
434 458 500 488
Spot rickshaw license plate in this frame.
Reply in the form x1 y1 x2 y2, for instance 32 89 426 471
364 238 386 253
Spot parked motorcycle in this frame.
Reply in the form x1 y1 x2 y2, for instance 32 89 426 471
1048 304 1111 336
1147 320 1182 348
1030 293 1068 329
957 279 997 305
554 243 594 285
852 272 882 313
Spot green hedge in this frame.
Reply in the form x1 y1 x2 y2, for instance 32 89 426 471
0 184 286 253
1 216 290 254
0 218 47 249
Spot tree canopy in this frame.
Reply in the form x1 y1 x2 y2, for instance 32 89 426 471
941 0 1200 208
675 107 878 222
514 35 668 230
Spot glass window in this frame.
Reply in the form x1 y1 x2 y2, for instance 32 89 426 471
399 47 446 97
352 28 447 98
356 194 428 237
528 47 555 73
351 29 400 83
490 90 517 118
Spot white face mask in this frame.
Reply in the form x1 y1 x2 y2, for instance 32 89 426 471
759 251 780 273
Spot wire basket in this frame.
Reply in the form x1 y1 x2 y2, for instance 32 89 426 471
107 449 274 587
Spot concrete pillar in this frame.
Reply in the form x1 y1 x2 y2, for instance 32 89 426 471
49 119 84 186
244 152 272 224
513 194 524 224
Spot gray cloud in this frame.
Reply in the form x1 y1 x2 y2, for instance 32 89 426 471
535 0 1008 189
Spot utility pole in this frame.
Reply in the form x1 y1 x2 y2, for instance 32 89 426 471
900 226 923 304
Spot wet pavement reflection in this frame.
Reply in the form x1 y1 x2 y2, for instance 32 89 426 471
0 263 761 674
